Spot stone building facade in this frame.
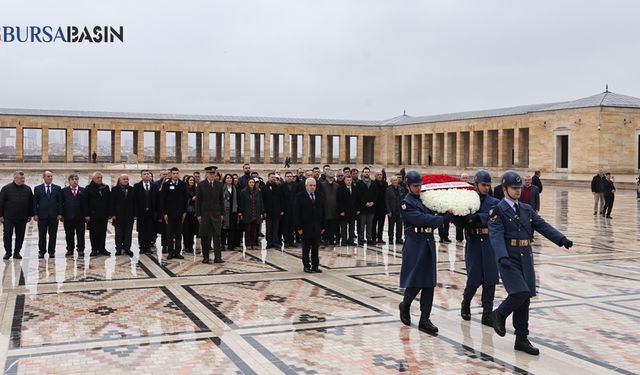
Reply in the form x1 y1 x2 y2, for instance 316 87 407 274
0 90 639 174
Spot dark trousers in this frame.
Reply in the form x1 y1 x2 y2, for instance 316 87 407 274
301 236 320 269
114 219 134 252
137 211 154 250
233 222 244 247
438 222 450 240
603 193 614 216
357 213 374 242
340 218 356 244
388 213 402 242
456 226 465 242
89 217 108 253
38 218 59 255
63 218 85 252
182 214 198 250
222 213 238 249
403 287 435 318
244 221 258 247
3 218 27 256
166 217 183 255
323 219 338 244
265 215 281 247
463 284 496 311
496 292 530 336
372 213 385 241
201 235 221 261
281 213 295 245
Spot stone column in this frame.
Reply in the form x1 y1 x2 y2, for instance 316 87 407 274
90 127 98 162
16 125 23 162
179 130 188 164
513 128 520 167
264 133 272 164
324 135 331 164
357 135 364 165
302 133 309 164
41 127 49 163
223 131 230 163
284 133 290 162
482 130 490 167
412 134 420 166
340 135 348 164
456 132 463 167
469 131 477 167
498 129 506 168
136 130 145 162
244 132 251 164
158 129 167 163
202 131 210 163
66 128 74 163
113 129 121 163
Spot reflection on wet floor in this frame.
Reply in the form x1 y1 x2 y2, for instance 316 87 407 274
0 185 639 374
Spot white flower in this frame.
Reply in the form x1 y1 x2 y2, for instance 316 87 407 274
420 188 480 216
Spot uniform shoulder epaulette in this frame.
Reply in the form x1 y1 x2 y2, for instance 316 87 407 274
489 208 498 222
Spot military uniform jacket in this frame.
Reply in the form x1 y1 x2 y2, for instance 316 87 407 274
488 199 566 297
399 193 444 289
195 180 224 237
463 194 500 286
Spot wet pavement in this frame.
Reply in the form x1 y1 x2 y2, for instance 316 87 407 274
0 185 638 374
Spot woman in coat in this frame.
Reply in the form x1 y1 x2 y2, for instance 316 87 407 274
238 178 265 250
182 175 198 253
221 173 239 251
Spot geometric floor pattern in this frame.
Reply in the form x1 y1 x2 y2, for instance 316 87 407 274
0 185 639 374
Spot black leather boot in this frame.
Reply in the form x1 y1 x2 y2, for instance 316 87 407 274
515 335 540 355
460 299 471 321
398 302 411 326
418 315 438 335
481 309 493 327
492 310 506 337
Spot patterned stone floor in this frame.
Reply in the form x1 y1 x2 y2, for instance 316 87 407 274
0 185 638 374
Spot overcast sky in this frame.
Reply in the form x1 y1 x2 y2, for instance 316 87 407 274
1 0 638 121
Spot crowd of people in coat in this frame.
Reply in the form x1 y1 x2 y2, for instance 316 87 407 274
0 164 408 270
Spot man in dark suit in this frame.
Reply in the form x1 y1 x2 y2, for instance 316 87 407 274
355 167 377 245
372 171 388 244
0 171 33 260
33 171 63 258
154 169 169 252
160 167 187 260
84 171 111 256
337 175 358 246
111 174 136 256
521 176 540 212
531 171 543 194
134 170 156 254
294 178 325 273
262 172 283 249
61 174 85 257
385 175 406 244
196 166 225 264
281 171 300 247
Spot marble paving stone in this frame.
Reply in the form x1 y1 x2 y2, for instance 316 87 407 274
283 246 403 268
149 251 284 277
243 322 529 375
185 278 387 329
10 287 208 348
588 258 640 273
529 304 640 375
4 337 253 375
536 264 640 298
20 255 154 285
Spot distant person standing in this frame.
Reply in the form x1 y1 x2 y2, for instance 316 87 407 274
33 171 63 259
182 175 198 253
61 174 86 257
337 175 358 246
356 167 377 246
520 176 540 212
284 156 291 169
531 170 543 194
372 171 388 244
110 174 136 256
239 178 265 250
385 175 406 244
602 173 616 218
92 151 97 163
84 172 111 256
196 167 225 264
591 169 605 215
133 170 156 255
262 172 283 249
0 171 33 260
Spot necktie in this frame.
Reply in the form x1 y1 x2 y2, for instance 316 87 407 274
72 188 77 197
46 185 50 198
210 181 214 187
348 187 351 194
145 183 149 192
514 203 520 217
124 188 128 198
311 193 315 202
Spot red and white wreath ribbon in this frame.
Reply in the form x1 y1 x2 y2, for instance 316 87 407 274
419 174 480 216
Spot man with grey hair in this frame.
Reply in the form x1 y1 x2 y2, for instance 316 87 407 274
33 170 63 258
294 178 325 273
61 173 86 257
0 171 33 260
386 175 406 244
590 168 605 215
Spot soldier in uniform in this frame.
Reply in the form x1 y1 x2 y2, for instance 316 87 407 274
398 170 452 335
489 170 573 355
460 170 500 325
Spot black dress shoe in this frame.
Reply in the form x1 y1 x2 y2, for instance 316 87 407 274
492 310 506 337
202 259 212 264
162 246 168 253
357 241 364 246
481 310 493 327
3 253 11 260
100 250 110 256
418 316 438 335
395 240 404 245
90 250 99 257
398 302 411 326
13 254 22 260
174 254 184 259
303 267 313 273
115 250 123 256
184 248 194 253
38 253 45 259
515 336 540 355
312 267 323 273
213 258 225 264
167 254 175 260
126 251 134 257
347 241 357 246
367 240 376 245
460 299 471 321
